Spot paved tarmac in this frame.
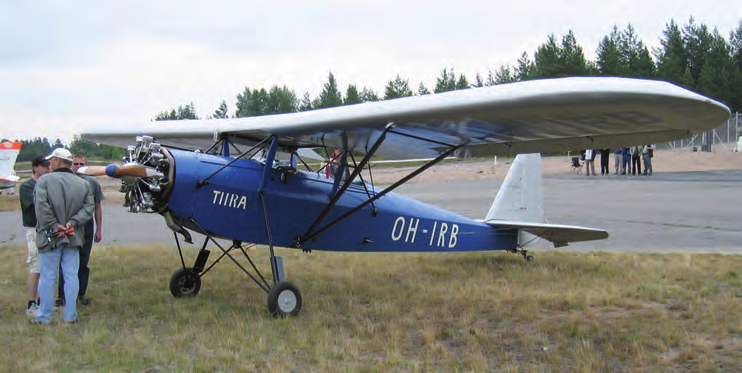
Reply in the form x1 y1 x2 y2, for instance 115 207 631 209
2 170 740 253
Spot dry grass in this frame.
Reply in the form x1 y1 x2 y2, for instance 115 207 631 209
0 194 20 212
1 245 740 372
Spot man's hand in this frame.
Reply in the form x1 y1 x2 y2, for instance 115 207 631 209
64 223 75 236
55 224 68 238
94 228 102 243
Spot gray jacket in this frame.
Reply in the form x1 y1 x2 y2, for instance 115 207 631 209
34 168 95 252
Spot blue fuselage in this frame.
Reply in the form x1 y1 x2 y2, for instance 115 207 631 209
165 149 517 252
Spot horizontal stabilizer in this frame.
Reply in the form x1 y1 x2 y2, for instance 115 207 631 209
484 220 608 248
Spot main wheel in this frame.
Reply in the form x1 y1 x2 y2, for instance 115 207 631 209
170 267 202 297
267 281 302 317
526 255 535 262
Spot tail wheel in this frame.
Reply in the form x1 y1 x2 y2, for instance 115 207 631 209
170 267 202 297
267 281 302 317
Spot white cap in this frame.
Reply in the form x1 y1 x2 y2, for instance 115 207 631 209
44 148 74 162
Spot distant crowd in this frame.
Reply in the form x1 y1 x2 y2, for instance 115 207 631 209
579 145 654 176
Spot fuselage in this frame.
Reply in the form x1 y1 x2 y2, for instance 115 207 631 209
162 149 517 253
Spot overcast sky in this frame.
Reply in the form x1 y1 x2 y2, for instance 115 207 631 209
1 0 739 143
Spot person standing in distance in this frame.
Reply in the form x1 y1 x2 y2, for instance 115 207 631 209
18 156 51 315
31 148 94 324
57 152 104 306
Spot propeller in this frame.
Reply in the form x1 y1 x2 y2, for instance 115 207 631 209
77 163 163 179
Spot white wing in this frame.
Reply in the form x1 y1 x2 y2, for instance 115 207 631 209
83 77 730 159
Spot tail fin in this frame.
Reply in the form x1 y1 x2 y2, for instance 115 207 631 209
486 153 545 224
0 142 22 185
484 153 608 248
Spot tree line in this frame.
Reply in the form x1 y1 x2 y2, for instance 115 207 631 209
10 17 741 160
4 136 127 163
155 18 742 123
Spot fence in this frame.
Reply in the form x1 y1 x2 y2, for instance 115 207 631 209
662 112 741 152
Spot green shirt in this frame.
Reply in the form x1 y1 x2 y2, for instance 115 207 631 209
19 178 37 227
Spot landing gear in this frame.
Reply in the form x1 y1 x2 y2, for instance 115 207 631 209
169 267 201 297
267 281 302 317
169 208 304 317
510 246 535 262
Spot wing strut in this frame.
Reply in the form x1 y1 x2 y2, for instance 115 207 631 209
196 136 274 189
295 126 468 248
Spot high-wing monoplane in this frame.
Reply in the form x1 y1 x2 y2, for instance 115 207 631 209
0 142 22 191
81 77 730 317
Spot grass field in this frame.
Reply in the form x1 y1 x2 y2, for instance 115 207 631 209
1 245 740 372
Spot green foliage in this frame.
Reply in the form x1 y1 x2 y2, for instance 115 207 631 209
235 85 297 117
153 102 199 120
655 20 688 86
316 72 343 109
211 100 228 119
597 26 624 76
298 92 313 111
68 135 127 160
434 68 457 93
359 87 380 102
533 31 588 78
383 74 413 99
343 84 362 105
698 29 735 106
15 137 54 162
683 18 714 90
493 65 516 85
514 52 535 81
417 82 431 95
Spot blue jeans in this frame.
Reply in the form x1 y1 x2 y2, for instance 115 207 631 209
38 245 79 323
59 219 93 299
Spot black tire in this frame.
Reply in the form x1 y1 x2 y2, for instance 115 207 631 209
526 255 535 262
169 267 202 298
267 281 302 317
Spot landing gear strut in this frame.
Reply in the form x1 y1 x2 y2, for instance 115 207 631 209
511 246 534 262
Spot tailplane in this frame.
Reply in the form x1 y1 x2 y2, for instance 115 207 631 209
0 142 22 189
485 154 607 248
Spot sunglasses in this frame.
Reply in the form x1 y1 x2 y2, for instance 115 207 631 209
73 162 86 166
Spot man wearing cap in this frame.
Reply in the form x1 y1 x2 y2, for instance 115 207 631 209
19 155 51 315
31 148 94 324
57 151 104 307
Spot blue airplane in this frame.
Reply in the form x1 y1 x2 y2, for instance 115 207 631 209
81 77 730 317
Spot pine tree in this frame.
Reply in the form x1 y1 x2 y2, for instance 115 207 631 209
417 82 431 95
655 20 688 86
559 30 588 76
359 87 380 102
212 100 228 119
597 26 625 76
619 24 655 78
514 52 534 81
683 18 714 89
154 103 198 120
698 29 734 106
681 66 695 89
384 74 413 99
235 87 254 117
434 68 457 93
473 73 485 87
729 22 742 111
298 92 313 111
344 84 362 105
494 66 516 84
455 74 470 90
316 72 343 109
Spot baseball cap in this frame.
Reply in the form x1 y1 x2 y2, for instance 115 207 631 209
31 155 50 167
44 148 74 162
